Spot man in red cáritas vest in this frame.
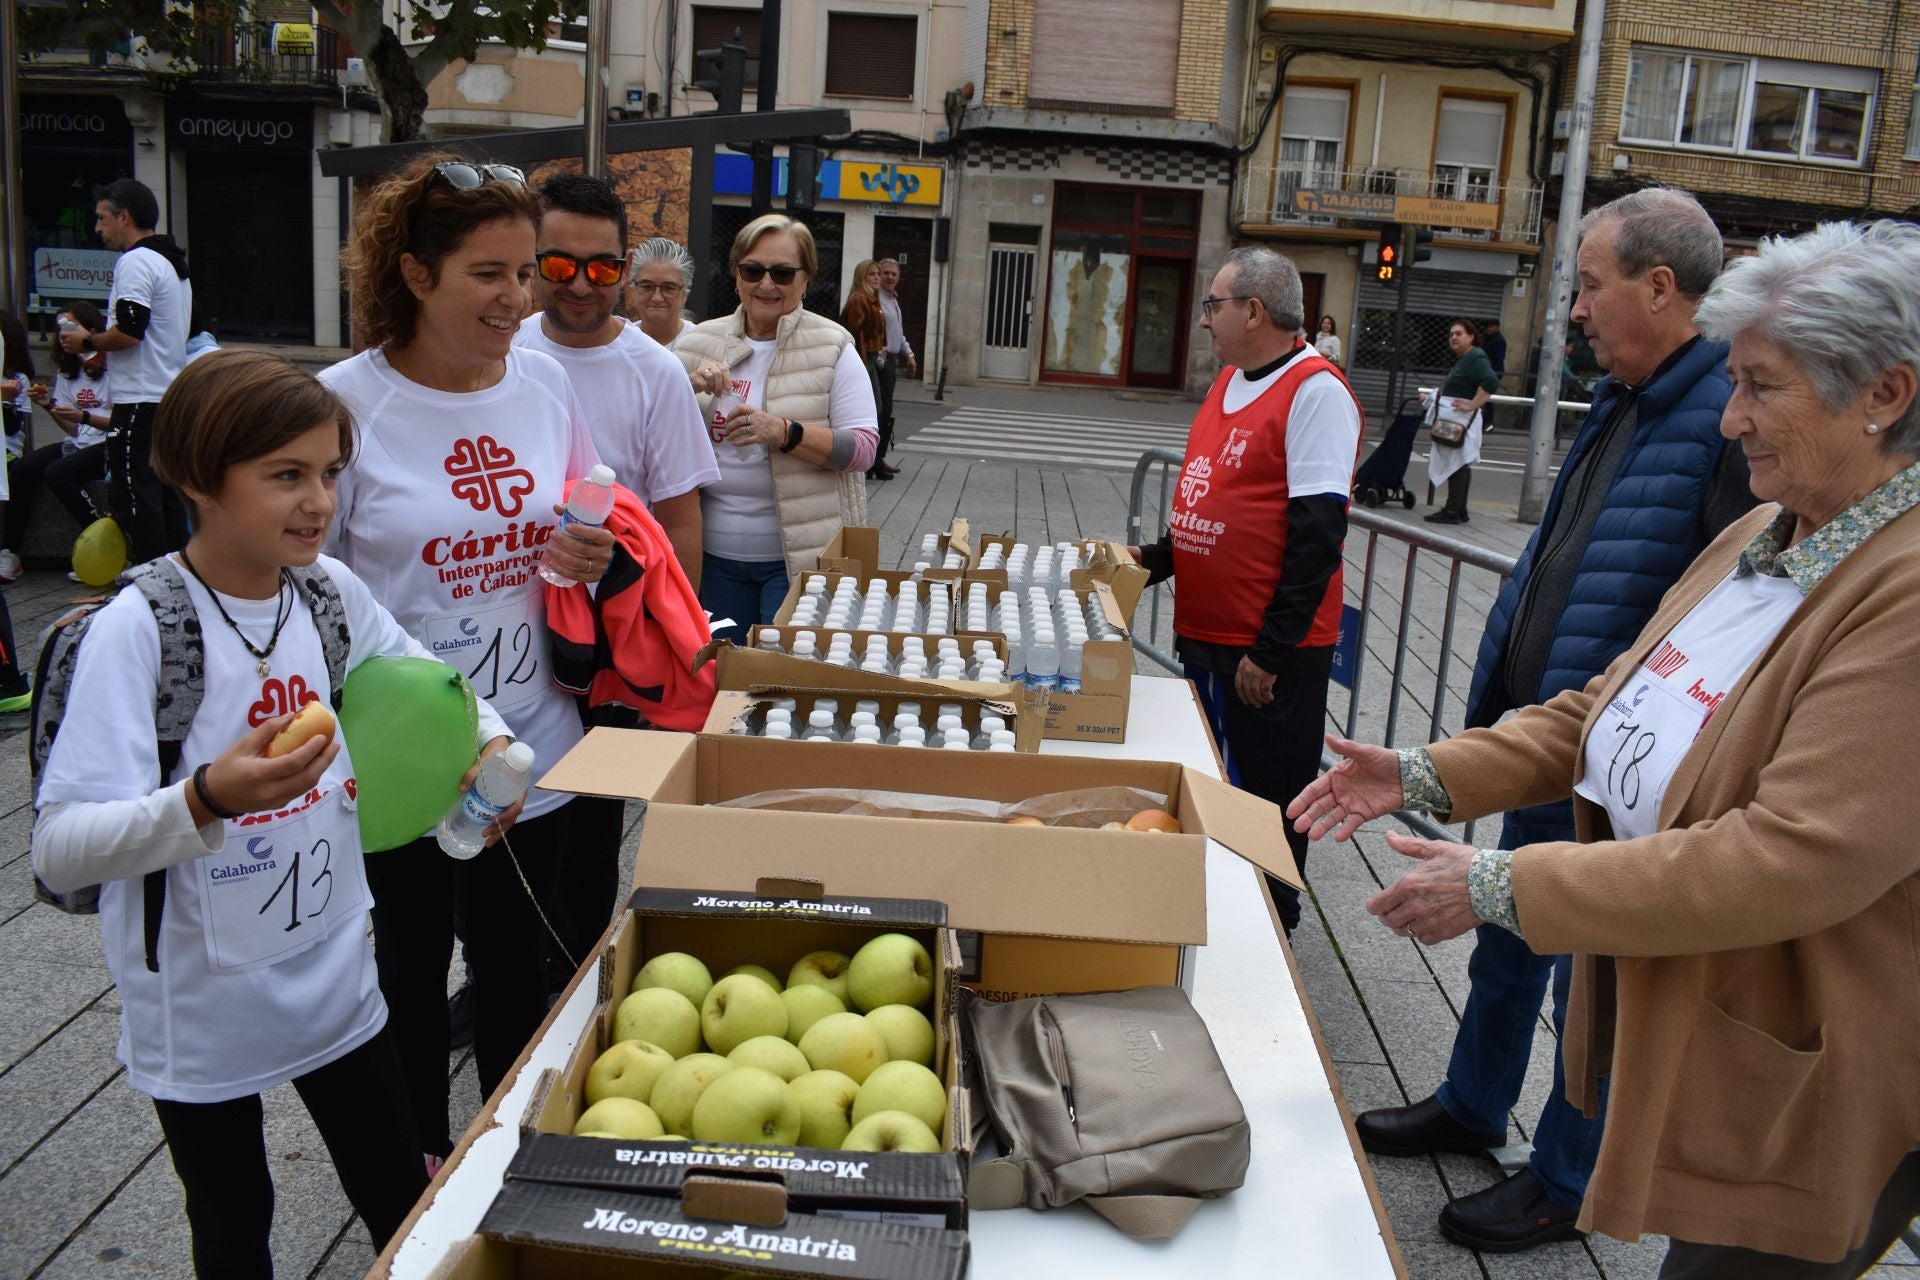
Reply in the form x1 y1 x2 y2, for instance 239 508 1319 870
1131 247 1362 934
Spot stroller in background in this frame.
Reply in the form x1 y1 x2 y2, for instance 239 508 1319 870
1353 396 1423 509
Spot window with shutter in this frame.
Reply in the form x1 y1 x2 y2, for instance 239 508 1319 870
824 13 918 99
691 6 763 83
1029 0 1178 114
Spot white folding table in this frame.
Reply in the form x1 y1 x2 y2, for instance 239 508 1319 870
369 674 1405 1278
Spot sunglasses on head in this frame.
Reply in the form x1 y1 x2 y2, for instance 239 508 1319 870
426 161 526 193
737 262 802 285
537 251 627 287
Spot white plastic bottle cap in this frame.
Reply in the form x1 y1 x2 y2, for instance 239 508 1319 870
855 700 881 717
990 729 1017 747
944 727 971 746
936 714 964 734
809 711 834 730
853 725 883 743
899 702 921 717
502 741 536 772
765 707 791 723
814 698 839 714
765 722 793 739
981 715 1006 735
894 712 919 729
942 740 971 750
586 464 615 488
899 728 926 747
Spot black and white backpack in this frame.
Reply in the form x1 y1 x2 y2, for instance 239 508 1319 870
28 559 352 971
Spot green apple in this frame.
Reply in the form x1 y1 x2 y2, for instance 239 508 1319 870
787 950 852 1005
781 984 846 1045
692 1066 802 1145
845 933 934 1013
852 1060 946 1136
613 987 702 1059
632 951 714 1010
789 1069 861 1149
702 974 790 1056
723 963 784 993
584 1038 676 1107
864 1004 935 1068
649 1053 734 1136
841 1110 941 1153
796 1011 889 1084
728 1034 811 1082
573 1097 665 1140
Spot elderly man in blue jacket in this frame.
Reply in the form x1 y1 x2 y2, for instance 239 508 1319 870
1352 187 1756 1253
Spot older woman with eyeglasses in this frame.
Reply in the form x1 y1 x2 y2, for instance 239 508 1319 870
1292 220 1920 1278
321 154 616 1164
630 237 697 350
676 214 876 642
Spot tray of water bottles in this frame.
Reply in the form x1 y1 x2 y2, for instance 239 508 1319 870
713 688 1045 753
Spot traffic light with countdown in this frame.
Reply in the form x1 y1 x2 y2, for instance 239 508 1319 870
1375 223 1402 283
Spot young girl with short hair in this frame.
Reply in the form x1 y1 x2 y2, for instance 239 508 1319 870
31 350 516 1278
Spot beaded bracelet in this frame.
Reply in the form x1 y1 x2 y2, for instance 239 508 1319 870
192 763 242 821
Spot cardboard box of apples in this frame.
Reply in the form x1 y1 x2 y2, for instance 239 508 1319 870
519 886 970 1239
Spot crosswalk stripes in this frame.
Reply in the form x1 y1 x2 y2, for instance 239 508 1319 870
898 406 1192 471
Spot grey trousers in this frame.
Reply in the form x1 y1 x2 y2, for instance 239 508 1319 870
1659 1150 1920 1279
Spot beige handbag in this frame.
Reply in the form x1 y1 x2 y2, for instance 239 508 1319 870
964 986 1250 1239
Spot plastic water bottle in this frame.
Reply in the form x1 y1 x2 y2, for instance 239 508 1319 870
1059 634 1083 694
1027 632 1060 693
755 628 784 655
539 465 617 587
803 710 839 741
437 742 535 860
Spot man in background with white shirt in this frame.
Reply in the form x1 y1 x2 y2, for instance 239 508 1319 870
1129 246 1363 937
871 258 915 480
59 178 191 565
514 171 718 992
516 172 716 585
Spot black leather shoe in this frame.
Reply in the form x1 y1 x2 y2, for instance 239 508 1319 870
1424 509 1466 524
1439 1168 1584 1253
1353 1094 1505 1157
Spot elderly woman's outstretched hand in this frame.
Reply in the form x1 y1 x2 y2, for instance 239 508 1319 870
1287 734 1405 842
1367 832 1482 946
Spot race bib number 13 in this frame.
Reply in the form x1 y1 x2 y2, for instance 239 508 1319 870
197 792 370 974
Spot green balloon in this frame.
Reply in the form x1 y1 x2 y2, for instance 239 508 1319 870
338 657 480 852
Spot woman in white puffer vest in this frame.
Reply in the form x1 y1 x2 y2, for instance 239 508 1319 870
676 214 878 643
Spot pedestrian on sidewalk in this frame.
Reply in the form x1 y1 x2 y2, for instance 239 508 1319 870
677 213 878 643
60 178 193 565
1129 246 1362 936
28 353 527 1276
841 260 889 478
1424 318 1498 524
1339 187 1753 1254
6 302 113 582
1295 216 1920 1279
629 236 697 349
873 257 915 476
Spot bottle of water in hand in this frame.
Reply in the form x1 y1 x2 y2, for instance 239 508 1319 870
437 742 535 860
540 465 617 588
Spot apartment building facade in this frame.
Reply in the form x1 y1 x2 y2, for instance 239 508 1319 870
1572 0 1920 239
941 0 1252 396
1237 0 1573 416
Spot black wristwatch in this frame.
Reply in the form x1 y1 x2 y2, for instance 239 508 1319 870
779 420 804 453
80 335 95 353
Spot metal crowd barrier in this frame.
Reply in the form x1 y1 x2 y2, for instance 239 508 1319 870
1125 446 1518 844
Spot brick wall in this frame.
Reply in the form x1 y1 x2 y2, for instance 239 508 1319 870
983 0 1034 108
1176 0 1230 122
1578 0 1920 215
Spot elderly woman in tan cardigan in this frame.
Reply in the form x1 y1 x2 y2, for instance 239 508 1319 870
678 213 875 643
1292 219 1920 1279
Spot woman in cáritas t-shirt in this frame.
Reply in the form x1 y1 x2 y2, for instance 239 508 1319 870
320 155 616 1162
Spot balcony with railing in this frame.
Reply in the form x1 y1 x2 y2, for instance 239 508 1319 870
192 22 341 90
1262 0 1574 50
1236 163 1544 247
